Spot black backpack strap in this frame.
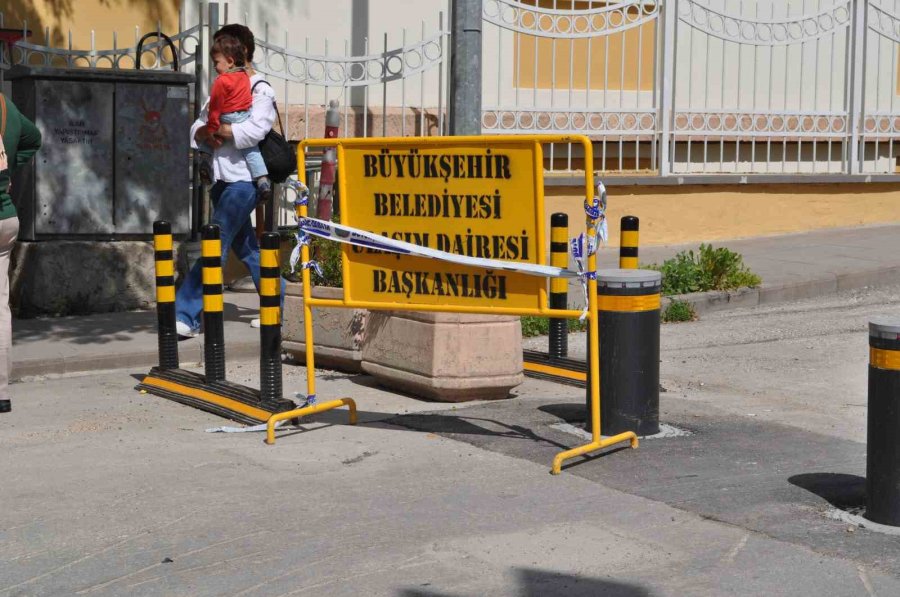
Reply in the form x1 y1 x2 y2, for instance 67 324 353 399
250 79 284 136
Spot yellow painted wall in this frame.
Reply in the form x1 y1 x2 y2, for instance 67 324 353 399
514 1 656 91
546 183 900 247
4 0 179 52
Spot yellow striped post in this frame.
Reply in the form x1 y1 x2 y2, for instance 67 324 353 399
619 216 639 269
549 213 569 358
201 224 226 382
867 316 900 526
153 221 179 370
259 232 283 402
586 269 661 436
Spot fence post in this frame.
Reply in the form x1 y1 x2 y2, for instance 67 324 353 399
207 2 220 96
549 213 569 358
449 0 482 135
848 0 867 175
658 0 678 177
259 233 283 403
153 221 179 370
201 224 226 383
619 216 639 269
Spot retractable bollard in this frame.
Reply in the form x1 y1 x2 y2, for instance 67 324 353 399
201 224 226 383
586 269 661 436
153 221 179 370
866 316 900 526
549 213 569 358
619 216 639 269
259 233 283 402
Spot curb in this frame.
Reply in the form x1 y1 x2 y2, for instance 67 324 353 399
11 265 900 381
11 337 261 382
663 265 900 316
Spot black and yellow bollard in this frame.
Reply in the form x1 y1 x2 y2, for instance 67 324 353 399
153 221 179 370
259 232 283 402
586 269 661 436
201 224 226 383
866 316 900 526
619 216 639 269
549 213 569 358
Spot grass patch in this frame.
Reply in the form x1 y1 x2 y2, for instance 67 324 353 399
662 300 696 323
645 243 761 296
520 316 587 338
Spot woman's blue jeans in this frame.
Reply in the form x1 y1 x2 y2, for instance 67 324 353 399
176 180 286 331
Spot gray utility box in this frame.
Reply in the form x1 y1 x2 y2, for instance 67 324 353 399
9 66 193 240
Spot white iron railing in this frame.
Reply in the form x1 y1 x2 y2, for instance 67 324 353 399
2 0 900 180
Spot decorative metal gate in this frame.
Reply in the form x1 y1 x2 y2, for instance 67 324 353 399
481 0 662 174
670 0 855 175
4 1 900 179
860 0 900 174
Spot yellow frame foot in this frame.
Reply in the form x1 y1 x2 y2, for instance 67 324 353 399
265 398 358 445
551 431 638 475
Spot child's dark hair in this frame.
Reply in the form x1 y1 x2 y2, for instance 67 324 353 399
214 24 255 62
210 34 246 67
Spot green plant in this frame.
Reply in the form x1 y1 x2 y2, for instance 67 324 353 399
309 235 343 287
646 244 761 296
520 316 587 337
662 300 696 323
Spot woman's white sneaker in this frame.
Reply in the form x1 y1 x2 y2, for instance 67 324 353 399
176 320 199 339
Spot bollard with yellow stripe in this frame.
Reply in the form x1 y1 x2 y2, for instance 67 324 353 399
137 225 297 426
201 224 226 383
153 220 179 370
590 269 661 436
259 233 283 403
866 316 900 526
548 212 569 358
619 216 639 269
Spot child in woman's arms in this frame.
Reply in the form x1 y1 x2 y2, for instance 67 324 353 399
196 34 271 201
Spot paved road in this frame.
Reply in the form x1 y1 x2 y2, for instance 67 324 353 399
3 284 900 596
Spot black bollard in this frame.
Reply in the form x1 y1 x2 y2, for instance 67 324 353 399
549 213 569 358
586 269 661 436
259 233 283 402
619 216 639 269
201 224 226 383
153 221 179 370
866 316 900 526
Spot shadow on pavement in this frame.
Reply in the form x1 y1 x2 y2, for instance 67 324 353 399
399 567 655 597
538 403 586 424
788 472 866 509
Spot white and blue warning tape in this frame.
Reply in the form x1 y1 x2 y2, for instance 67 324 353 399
288 178 610 317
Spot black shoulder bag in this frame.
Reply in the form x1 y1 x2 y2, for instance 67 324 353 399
250 80 296 183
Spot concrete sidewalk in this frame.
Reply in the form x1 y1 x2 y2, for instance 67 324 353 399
11 223 900 381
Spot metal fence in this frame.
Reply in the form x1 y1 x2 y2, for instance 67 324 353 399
3 0 900 182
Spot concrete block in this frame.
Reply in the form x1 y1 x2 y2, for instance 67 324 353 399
361 310 524 402
282 284 367 373
10 240 157 317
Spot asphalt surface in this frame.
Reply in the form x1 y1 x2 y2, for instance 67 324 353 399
3 284 900 595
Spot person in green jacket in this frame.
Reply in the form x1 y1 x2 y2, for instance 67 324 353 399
0 93 42 413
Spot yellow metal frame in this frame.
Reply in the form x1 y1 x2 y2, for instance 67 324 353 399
269 134 637 473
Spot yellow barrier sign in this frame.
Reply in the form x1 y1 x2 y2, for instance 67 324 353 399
284 134 640 474
338 139 545 310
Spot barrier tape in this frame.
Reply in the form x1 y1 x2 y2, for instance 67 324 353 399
298 217 582 279
287 179 609 320
572 181 608 320
206 420 286 433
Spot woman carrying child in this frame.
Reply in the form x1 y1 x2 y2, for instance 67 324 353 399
175 26 285 337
